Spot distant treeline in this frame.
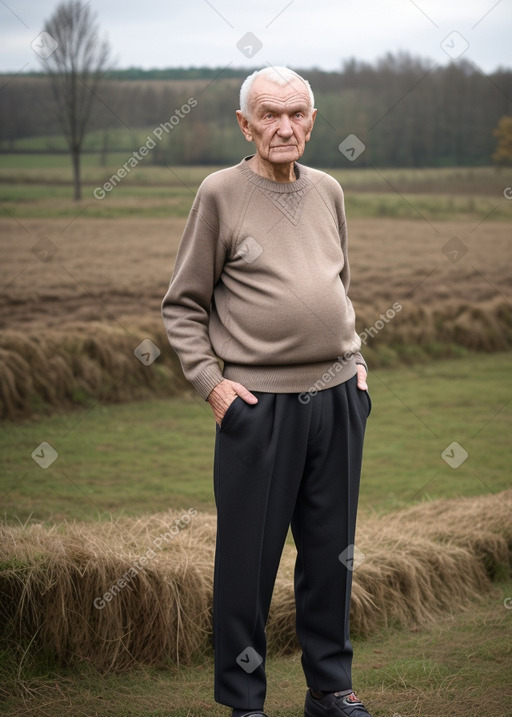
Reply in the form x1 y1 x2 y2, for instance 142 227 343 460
20 65 256 81
2 55 511 167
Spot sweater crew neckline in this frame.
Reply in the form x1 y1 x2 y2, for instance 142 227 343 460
238 155 310 193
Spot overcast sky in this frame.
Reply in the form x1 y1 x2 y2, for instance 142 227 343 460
0 0 510 75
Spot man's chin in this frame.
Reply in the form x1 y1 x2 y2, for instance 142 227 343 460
269 146 302 162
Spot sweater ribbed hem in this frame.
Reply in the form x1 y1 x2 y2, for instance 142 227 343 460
223 356 357 395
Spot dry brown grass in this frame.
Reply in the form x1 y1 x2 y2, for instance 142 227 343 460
1 298 511 419
0 321 189 419
1 490 510 673
1 217 511 419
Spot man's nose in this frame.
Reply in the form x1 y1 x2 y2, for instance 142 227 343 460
277 115 293 137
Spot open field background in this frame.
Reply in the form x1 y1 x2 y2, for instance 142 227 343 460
1 163 512 420
1 162 512 220
1 160 512 715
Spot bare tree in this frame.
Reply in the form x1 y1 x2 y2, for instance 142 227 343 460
38 1 110 200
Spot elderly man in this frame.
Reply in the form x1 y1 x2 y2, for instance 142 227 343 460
162 67 372 717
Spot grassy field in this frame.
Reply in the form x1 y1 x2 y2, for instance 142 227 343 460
1 208 511 420
0 160 511 715
0 358 511 714
1 160 512 220
1 353 511 523
0 148 510 193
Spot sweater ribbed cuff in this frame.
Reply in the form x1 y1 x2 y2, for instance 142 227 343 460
354 351 368 374
192 365 224 401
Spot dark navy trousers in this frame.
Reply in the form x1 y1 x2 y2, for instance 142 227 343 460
213 375 371 710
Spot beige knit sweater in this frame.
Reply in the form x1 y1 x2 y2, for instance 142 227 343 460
161 157 365 400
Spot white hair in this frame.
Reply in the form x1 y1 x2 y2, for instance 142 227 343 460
239 66 315 118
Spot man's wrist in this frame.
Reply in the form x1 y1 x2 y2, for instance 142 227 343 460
206 379 225 403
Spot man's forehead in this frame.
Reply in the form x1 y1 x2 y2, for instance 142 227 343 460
249 77 311 108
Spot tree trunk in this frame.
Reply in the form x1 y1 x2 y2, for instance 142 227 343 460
71 147 81 201
100 129 108 167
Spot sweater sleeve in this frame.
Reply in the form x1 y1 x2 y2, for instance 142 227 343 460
161 183 229 400
335 185 368 374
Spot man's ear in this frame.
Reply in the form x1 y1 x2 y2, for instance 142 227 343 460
236 110 253 142
305 108 317 143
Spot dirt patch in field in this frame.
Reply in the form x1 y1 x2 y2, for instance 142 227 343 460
1 218 181 329
1 217 510 329
1 217 511 419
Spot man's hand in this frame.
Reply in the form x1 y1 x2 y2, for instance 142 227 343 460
356 363 368 391
207 379 258 426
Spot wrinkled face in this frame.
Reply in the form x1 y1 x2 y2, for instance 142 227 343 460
237 76 317 166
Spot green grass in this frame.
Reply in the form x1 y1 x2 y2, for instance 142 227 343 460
1 393 216 522
0 161 218 183
0 149 509 195
1 353 510 524
1 128 169 154
0 159 509 193
1 186 511 221
0 151 139 169
0 182 197 218
1 160 511 219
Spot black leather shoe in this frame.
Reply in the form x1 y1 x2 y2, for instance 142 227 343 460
304 689 372 716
